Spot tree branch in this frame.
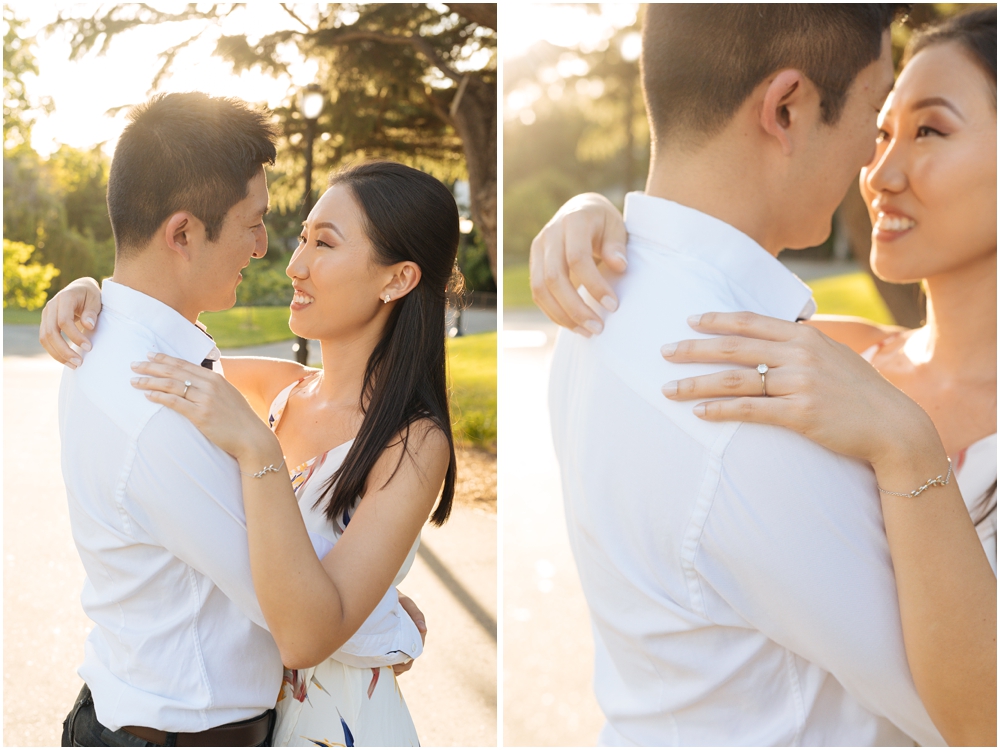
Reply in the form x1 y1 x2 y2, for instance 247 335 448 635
279 3 313 33
444 4 496 31
313 28 464 84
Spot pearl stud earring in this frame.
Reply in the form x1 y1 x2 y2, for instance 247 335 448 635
383 294 391 304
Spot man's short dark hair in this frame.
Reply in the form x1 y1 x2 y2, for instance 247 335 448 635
641 4 906 145
107 92 277 257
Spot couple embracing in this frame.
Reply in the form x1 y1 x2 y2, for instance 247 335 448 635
43 92 458 746
533 4 995 747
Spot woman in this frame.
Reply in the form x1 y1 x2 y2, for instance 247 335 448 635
43 161 460 746
534 9 996 745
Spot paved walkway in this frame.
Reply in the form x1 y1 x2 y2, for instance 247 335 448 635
501 309 605 746
2 342 496 746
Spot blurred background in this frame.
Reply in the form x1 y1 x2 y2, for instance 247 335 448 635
4 3 496 746
500 3 982 746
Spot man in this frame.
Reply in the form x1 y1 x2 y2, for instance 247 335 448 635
46 92 423 747
52 92 283 747
534 5 945 746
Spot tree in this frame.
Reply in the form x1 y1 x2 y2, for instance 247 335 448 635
51 3 498 279
3 238 59 309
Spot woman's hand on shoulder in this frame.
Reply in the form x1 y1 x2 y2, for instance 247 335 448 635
529 192 628 335
660 311 937 467
39 276 103 367
130 352 279 462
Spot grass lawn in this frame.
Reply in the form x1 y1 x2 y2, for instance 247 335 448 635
199 306 295 348
3 307 43 324
447 331 497 450
502 261 896 324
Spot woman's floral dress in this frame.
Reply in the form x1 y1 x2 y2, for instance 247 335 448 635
268 376 423 747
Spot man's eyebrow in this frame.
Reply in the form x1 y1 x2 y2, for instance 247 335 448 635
301 220 345 240
911 96 965 120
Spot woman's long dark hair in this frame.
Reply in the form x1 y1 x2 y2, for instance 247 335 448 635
317 161 459 527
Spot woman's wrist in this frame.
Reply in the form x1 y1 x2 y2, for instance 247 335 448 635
235 429 283 470
869 411 950 497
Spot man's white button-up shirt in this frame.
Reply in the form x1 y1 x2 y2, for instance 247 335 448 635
59 281 283 732
549 194 944 746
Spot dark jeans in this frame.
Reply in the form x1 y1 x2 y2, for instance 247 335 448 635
61 684 275 747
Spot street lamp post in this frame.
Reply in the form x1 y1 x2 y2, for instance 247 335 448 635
293 84 325 365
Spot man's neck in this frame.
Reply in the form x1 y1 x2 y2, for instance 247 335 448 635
112 258 202 324
645 139 782 256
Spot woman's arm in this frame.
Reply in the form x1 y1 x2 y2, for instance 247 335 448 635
130 353 447 669
38 277 314 417
661 311 996 746
804 315 904 354
221 356 314 421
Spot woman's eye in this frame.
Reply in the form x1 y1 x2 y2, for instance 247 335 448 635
916 125 943 138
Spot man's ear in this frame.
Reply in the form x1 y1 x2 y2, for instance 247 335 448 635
163 212 203 262
760 69 813 156
380 261 422 302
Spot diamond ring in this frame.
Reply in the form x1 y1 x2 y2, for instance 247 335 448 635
757 364 769 396
182 380 192 398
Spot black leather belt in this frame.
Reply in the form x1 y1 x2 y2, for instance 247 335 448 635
122 710 271 747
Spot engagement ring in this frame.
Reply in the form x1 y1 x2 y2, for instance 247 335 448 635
757 364 769 396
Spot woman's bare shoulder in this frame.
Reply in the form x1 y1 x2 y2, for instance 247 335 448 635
220 356 318 419
804 315 905 354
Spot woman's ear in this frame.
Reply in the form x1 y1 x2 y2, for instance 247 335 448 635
380 261 422 303
760 69 813 156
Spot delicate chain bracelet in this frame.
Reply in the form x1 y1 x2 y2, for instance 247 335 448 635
877 457 952 498
240 458 286 479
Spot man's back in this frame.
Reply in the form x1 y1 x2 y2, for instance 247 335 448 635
59 281 282 732
548 194 943 746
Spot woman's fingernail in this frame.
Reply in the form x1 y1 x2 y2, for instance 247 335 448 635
600 295 618 312
83 316 96 329
130 377 140 385
583 319 603 335
687 314 702 327
147 352 158 360
611 246 627 268
661 342 677 357
573 326 592 338
80 340 92 352
661 381 678 397
693 403 707 417
130 362 140 370
69 358 82 368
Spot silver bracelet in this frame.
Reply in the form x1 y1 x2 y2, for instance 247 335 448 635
877 458 952 498
240 458 286 479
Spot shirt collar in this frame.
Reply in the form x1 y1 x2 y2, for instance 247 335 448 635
623 192 816 321
101 280 220 365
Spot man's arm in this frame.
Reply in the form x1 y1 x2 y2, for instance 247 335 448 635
694 422 946 746
124 406 271 629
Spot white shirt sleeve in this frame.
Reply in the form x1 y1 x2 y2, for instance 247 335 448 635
693 421 945 747
123 407 268 630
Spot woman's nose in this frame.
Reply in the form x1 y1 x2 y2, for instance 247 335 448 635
286 242 309 280
865 140 907 197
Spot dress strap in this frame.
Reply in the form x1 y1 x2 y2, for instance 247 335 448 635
267 374 313 432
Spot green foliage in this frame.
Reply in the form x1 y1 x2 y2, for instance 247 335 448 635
3 144 116 294
236 259 294 307
503 263 534 309
3 238 59 310
503 168 582 267
447 331 497 449
807 272 894 326
3 5 51 149
3 306 42 323
457 228 495 293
